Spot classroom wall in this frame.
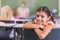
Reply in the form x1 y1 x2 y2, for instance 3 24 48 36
59 0 60 16
1 0 58 15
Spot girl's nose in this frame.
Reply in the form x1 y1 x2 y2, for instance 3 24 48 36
39 17 42 20
38 17 42 22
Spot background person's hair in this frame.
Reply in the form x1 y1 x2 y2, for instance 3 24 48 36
35 6 55 23
13 8 18 16
21 2 26 5
1 5 13 20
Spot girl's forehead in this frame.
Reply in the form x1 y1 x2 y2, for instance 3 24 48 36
36 11 47 16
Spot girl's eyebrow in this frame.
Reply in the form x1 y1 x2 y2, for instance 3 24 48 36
36 15 39 16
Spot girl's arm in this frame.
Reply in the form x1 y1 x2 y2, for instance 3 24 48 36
24 22 42 29
24 19 44 29
34 21 54 39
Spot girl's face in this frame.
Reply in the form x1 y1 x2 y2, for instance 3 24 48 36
36 11 50 24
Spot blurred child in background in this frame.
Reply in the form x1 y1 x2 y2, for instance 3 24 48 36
17 2 30 18
1 5 14 20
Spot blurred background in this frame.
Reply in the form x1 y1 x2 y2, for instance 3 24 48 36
0 0 60 40
1 0 58 16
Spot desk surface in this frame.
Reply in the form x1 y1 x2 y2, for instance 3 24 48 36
0 18 60 29
13 24 24 28
0 19 32 22
0 23 60 29
0 23 16 27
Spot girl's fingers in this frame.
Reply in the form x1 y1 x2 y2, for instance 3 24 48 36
34 20 38 24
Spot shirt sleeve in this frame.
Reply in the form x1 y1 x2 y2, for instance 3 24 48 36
26 8 29 13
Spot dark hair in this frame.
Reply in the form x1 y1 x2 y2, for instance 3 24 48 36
35 6 55 23
13 9 18 16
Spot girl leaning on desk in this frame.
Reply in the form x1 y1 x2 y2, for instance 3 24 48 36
24 6 55 40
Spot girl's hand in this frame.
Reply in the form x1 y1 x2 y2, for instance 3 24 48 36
39 25 44 29
34 19 43 25
34 19 38 24
34 19 44 29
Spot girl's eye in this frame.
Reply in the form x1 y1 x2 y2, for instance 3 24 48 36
41 15 44 18
36 15 39 17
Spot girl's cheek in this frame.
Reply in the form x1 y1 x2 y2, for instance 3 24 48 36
42 19 46 23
